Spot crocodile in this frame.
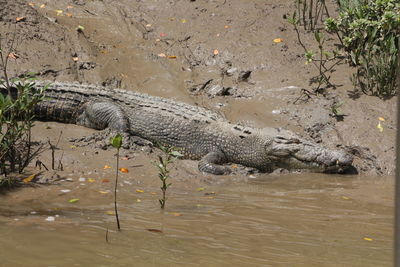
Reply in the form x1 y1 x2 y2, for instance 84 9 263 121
7 81 354 175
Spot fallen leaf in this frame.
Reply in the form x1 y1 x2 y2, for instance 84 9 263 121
136 199 142 203
76 25 85 32
158 53 166 57
213 49 219 56
98 190 109 194
171 212 182 216
224 25 229 29
155 38 161 42
168 55 177 59
378 117 385 121
55 10 63 16
106 211 115 215
28 2 35 7
204 192 216 195
207 196 214 199
103 165 111 169
8 53 18 59
102 178 110 183
16 16 26 22
231 164 238 169
66 5 73 9
72 57 79 61
68 198 79 203
377 122 384 132
23 173 38 183
273 38 283 43
196 187 205 191
147 228 163 233
363 237 373 241
88 178 95 183
66 13 72 17
169 17 176 21
70 145 76 149
181 19 187 23
40 4 45 8
145 23 152 27
136 189 144 193
119 167 129 173
341 196 350 200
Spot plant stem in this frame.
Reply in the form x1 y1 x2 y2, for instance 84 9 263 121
114 148 121 230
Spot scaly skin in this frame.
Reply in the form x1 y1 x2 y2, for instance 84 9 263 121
28 81 353 174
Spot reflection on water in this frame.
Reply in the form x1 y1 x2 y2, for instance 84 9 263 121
0 173 393 267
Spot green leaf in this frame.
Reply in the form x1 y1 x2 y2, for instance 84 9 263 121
77 25 85 31
110 134 122 149
68 198 80 203
170 150 183 157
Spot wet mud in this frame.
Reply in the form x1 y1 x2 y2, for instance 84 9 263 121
0 0 396 266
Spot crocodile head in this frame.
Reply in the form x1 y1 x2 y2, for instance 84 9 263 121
263 129 354 173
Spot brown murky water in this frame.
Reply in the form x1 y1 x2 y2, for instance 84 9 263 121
0 122 394 266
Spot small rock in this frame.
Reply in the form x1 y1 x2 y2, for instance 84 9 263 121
225 67 237 76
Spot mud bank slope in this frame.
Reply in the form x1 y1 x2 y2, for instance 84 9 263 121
0 0 396 175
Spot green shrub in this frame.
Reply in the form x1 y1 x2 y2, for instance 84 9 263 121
0 76 47 177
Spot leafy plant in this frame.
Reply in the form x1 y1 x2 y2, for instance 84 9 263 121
156 144 182 209
110 134 122 230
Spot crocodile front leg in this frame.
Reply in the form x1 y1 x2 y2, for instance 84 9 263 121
198 151 231 175
77 101 129 131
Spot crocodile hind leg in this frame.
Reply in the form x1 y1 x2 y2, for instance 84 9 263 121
72 101 151 149
198 151 231 175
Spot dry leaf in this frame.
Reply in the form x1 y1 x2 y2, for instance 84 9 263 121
66 13 72 17
72 57 79 61
55 10 63 16
88 178 95 183
16 16 26 22
145 24 152 27
40 4 45 8
378 117 385 121
363 237 373 241
147 228 163 233
103 165 111 169
102 178 110 183
171 212 182 216
70 145 76 149
119 167 129 173
8 53 18 59
181 19 187 23
158 53 166 57
136 189 144 193
168 55 177 59
273 38 283 43
136 199 142 203
106 211 115 215
213 49 219 56
66 5 73 9
23 173 39 183
28 2 35 7
341 196 350 200
99 190 109 194
224 25 229 29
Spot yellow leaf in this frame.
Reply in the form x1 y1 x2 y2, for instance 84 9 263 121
103 165 111 169
207 196 214 199
119 167 129 173
99 190 109 194
136 189 144 193
273 38 283 43
181 19 187 23
363 237 373 241
40 4 45 8
68 198 79 203
213 49 219 56
106 211 115 215
377 122 384 132
196 187 205 191
136 199 142 203
378 117 385 121
171 212 182 216
341 196 350 200
70 145 76 149
168 55 177 59
55 10 63 16
23 173 38 183
88 178 95 183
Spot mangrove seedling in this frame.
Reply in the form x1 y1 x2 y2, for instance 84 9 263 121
110 133 122 230
156 144 182 209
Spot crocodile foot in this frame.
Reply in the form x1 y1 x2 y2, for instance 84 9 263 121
69 129 153 150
